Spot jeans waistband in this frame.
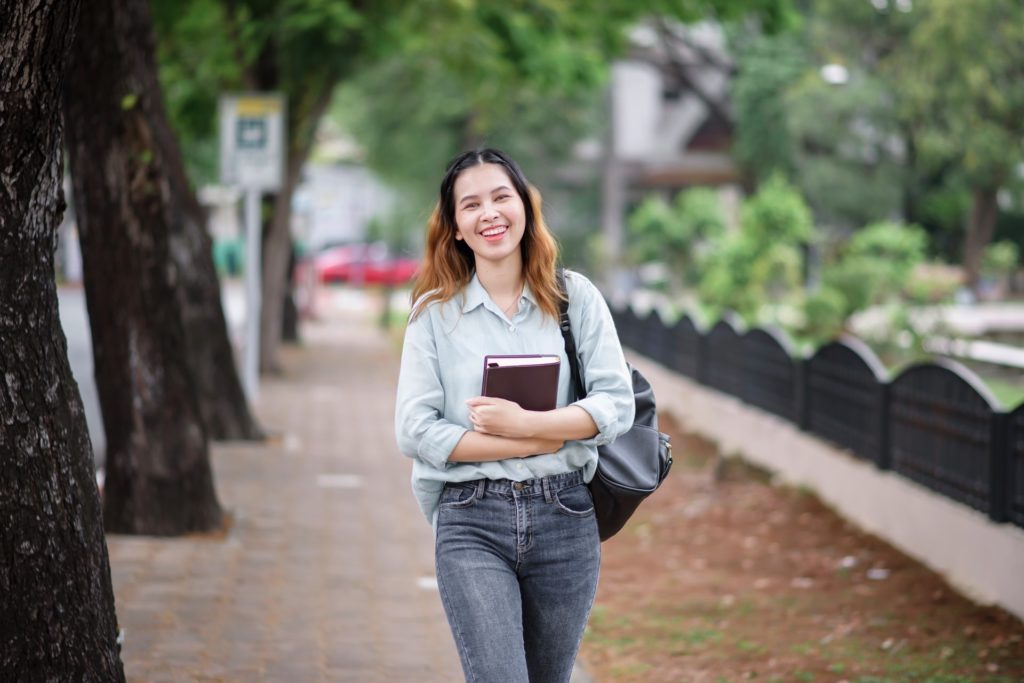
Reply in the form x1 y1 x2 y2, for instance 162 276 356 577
451 469 584 498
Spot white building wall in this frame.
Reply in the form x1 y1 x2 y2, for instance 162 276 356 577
294 163 395 250
611 61 662 161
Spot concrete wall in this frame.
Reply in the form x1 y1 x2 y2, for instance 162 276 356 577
629 353 1024 622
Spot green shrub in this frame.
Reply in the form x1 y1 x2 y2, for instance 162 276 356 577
739 174 813 246
802 286 848 343
982 240 1020 279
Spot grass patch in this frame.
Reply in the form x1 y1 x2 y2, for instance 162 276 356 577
985 378 1024 408
716 454 774 484
580 405 1024 683
676 628 723 646
610 662 651 677
736 639 765 653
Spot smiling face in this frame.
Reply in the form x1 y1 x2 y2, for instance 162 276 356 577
452 163 527 269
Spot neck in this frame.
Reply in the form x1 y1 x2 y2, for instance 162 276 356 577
475 258 524 299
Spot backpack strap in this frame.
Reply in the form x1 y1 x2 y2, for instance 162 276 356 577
556 268 587 401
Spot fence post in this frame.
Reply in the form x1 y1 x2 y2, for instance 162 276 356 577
990 412 1010 523
695 324 707 385
877 381 891 471
797 357 810 430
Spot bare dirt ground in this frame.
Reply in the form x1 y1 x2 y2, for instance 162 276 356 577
579 414 1024 683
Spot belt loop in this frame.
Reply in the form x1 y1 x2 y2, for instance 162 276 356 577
475 479 486 499
542 476 553 504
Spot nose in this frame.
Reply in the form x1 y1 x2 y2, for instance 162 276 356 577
480 202 499 222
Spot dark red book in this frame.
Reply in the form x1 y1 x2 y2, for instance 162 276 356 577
481 354 560 412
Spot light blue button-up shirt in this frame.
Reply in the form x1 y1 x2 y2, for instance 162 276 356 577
394 269 635 525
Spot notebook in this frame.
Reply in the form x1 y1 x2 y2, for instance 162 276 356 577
481 354 560 412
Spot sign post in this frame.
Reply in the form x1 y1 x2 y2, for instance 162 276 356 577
219 93 285 402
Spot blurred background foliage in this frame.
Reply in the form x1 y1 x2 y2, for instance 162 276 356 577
152 0 1023 362
154 0 794 186
627 0 1024 354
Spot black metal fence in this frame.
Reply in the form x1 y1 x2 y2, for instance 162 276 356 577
704 317 743 397
611 305 1024 530
1009 403 1024 528
804 337 888 468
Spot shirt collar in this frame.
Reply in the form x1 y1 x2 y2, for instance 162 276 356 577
460 272 537 313
460 273 488 313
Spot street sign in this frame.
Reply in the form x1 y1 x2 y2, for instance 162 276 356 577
219 93 285 191
218 92 286 402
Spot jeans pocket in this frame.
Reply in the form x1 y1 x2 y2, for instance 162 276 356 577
553 484 595 517
439 483 480 510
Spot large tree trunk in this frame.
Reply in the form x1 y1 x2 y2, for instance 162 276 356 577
281 247 300 342
234 28 348 372
83 0 264 440
170 197 265 440
0 1 126 679
149 71 263 442
259 89 336 372
963 186 1000 291
259 154 304 373
64 0 223 535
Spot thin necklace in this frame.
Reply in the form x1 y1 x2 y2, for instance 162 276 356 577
502 284 524 317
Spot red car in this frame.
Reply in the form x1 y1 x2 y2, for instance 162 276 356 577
311 242 419 286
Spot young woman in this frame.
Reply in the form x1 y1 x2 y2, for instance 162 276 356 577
394 148 635 683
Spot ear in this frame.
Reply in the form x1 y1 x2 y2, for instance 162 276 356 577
454 228 464 241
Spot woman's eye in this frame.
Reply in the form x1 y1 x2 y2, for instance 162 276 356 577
464 202 478 210
496 194 510 201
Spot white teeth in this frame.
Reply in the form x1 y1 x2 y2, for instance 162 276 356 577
481 226 507 237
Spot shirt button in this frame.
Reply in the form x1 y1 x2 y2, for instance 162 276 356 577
509 325 516 332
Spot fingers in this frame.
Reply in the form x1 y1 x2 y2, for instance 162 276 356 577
466 396 516 408
470 419 493 435
468 408 490 434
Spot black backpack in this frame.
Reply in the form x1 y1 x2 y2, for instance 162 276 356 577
557 270 673 541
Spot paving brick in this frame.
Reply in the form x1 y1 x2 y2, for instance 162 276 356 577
108 308 462 681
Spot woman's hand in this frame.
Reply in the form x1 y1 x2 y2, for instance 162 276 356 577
465 396 534 438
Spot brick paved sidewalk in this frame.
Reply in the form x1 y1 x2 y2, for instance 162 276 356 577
106 308 461 682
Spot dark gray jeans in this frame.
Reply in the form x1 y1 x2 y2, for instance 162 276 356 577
434 470 601 683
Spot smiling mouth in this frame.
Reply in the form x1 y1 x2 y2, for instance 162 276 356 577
480 225 508 240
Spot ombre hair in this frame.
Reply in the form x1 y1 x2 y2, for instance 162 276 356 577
410 148 563 321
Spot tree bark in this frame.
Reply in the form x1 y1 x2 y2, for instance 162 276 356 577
963 186 1000 291
282 247 300 342
169 192 265 440
0 1 126 679
64 0 223 534
95 0 264 441
259 87 337 372
149 68 263 442
259 153 304 373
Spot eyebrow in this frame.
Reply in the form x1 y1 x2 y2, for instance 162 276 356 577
458 185 513 206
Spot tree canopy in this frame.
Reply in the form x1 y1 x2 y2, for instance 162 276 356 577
157 0 797 195
729 0 1024 285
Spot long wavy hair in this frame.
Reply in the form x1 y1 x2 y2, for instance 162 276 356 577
410 148 563 321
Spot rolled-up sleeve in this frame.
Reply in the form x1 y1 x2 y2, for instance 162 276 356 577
394 312 467 470
568 274 635 446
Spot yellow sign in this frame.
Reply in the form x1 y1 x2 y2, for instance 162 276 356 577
235 97 283 117
219 93 285 190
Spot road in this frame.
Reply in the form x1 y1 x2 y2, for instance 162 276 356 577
56 286 104 466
